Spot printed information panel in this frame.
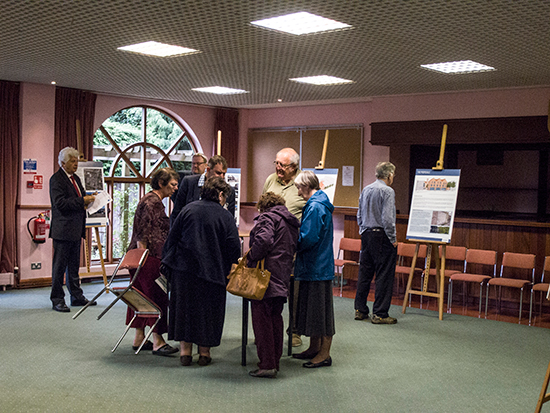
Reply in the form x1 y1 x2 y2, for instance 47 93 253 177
406 169 461 243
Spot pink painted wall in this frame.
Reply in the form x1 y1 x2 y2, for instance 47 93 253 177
17 84 217 283
18 83 56 282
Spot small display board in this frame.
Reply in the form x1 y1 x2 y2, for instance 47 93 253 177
226 168 241 227
303 168 339 205
406 169 461 243
74 161 110 226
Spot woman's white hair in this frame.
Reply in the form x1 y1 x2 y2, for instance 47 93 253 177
58 147 80 167
295 170 320 190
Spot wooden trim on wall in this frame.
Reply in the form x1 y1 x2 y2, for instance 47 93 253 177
371 116 550 146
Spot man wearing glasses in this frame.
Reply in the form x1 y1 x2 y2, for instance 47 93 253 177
171 153 208 203
262 148 306 220
191 153 208 175
171 155 235 225
262 147 306 347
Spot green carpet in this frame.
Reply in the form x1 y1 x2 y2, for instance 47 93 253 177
1 282 550 412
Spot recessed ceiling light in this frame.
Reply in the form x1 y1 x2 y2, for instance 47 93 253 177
50 81 56 85
192 86 249 95
420 60 495 74
251 12 351 35
289 75 354 85
117 41 199 57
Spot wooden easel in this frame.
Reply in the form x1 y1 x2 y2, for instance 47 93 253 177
80 225 108 286
75 119 108 286
402 125 449 321
402 240 447 320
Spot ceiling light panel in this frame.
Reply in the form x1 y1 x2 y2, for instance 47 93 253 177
251 12 351 35
290 75 354 85
421 60 496 74
118 41 199 57
192 86 249 95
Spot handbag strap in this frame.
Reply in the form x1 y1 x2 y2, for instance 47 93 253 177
241 248 265 271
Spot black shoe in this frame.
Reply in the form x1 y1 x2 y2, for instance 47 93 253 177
53 303 70 312
152 344 179 357
180 355 193 366
292 352 318 360
303 357 332 369
71 298 97 306
198 355 212 366
132 341 154 351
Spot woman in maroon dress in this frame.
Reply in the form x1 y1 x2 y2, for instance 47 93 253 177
126 167 179 356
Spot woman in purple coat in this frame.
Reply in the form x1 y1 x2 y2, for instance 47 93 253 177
247 192 300 378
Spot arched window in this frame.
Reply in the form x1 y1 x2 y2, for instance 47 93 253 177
93 106 198 262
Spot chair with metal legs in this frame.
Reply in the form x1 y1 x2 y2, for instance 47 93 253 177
448 249 496 315
486 252 535 323
73 248 158 354
529 256 550 325
334 237 361 297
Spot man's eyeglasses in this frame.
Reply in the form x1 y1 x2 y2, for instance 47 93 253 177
273 161 293 169
192 161 206 166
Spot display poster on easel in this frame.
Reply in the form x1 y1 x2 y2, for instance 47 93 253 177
303 168 339 205
406 169 460 243
74 161 111 226
226 168 241 227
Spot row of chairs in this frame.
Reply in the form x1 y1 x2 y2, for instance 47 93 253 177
335 238 550 324
397 243 550 324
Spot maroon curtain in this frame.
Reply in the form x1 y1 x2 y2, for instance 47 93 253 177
214 108 239 167
0 80 20 273
54 87 97 165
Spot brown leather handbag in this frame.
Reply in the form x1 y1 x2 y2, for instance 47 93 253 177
226 250 271 300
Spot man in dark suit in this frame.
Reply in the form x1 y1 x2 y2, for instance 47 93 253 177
170 155 236 226
49 147 96 312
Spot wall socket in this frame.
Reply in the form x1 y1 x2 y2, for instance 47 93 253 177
31 262 41 270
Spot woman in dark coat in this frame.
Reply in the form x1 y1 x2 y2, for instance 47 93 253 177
126 167 179 356
247 192 300 378
292 171 335 368
162 177 240 367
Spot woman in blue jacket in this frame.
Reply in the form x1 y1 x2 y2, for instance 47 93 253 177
292 171 335 368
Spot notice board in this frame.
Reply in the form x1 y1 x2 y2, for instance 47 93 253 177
247 126 363 207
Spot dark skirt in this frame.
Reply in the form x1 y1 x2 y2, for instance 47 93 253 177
168 271 227 347
296 280 335 337
125 255 168 334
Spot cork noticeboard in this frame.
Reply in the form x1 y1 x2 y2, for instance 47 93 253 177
247 126 363 207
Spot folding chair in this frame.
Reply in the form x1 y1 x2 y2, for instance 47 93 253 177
72 248 159 354
334 237 361 297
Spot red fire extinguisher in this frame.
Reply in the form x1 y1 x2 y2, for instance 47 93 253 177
27 214 47 244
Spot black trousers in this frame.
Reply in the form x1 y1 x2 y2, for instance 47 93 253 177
354 230 397 318
50 239 85 305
